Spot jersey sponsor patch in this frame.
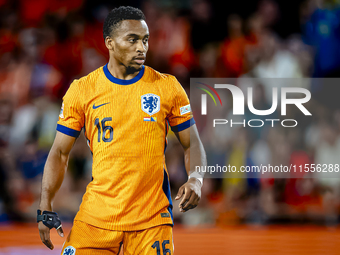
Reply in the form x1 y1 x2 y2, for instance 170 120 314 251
59 103 64 118
180 104 191 115
62 246 76 255
141 93 160 116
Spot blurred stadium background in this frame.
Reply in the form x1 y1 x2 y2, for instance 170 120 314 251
0 0 340 254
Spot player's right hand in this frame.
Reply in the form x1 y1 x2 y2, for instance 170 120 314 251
175 177 202 212
38 221 64 250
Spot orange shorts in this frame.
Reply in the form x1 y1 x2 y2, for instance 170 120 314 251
61 220 173 255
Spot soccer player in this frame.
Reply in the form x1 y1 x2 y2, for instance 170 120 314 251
38 6 206 255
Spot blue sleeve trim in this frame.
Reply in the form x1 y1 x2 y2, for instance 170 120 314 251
171 118 195 132
56 124 81 138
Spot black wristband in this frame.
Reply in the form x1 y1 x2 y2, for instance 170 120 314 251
37 210 62 230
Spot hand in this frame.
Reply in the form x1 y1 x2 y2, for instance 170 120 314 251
38 220 64 250
175 178 202 212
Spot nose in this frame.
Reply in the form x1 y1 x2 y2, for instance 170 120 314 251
136 40 146 53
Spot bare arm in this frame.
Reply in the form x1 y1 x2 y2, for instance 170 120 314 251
174 124 206 212
38 131 76 250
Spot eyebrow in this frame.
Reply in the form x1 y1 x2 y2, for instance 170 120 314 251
126 33 149 38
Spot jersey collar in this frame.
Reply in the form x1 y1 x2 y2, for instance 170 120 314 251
103 64 145 85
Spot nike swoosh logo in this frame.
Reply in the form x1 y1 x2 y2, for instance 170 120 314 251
93 102 110 109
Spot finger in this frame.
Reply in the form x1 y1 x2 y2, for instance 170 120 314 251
180 200 188 212
191 196 200 206
39 224 50 247
43 240 54 250
39 230 45 244
57 225 64 237
175 186 184 200
179 188 191 209
182 204 197 212
195 197 200 206
43 230 54 250
182 192 197 210
182 191 201 212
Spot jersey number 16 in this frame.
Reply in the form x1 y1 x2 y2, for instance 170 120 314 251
94 118 113 142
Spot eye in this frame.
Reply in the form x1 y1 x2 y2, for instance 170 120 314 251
143 38 149 44
129 38 136 43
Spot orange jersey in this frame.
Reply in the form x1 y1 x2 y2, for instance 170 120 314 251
57 64 194 231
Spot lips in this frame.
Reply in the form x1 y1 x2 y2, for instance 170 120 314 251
133 56 145 65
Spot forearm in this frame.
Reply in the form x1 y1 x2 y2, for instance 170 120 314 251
176 131 205 212
39 147 69 211
184 138 206 177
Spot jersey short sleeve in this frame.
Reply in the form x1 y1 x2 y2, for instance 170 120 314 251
56 80 84 137
167 76 195 132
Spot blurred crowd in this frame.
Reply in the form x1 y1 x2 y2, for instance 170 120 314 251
0 0 340 226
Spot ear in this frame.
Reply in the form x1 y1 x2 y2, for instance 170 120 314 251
105 36 114 51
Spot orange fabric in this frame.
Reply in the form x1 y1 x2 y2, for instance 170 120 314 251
57 65 193 231
61 220 173 255
123 224 173 255
61 220 122 255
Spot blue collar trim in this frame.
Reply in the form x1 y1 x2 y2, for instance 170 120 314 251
103 64 145 85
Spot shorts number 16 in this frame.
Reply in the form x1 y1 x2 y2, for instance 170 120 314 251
152 240 171 255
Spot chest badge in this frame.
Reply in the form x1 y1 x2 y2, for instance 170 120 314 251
141 93 160 116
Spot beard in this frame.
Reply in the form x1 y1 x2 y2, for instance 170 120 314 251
126 65 142 75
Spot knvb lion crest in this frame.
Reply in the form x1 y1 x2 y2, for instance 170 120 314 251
141 93 160 116
63 246 76 255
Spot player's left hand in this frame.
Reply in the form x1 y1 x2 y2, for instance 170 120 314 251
175 178 202 212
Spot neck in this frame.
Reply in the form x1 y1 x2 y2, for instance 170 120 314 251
107 58 141 80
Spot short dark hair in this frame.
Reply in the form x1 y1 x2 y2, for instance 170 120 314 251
103 6 146 39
